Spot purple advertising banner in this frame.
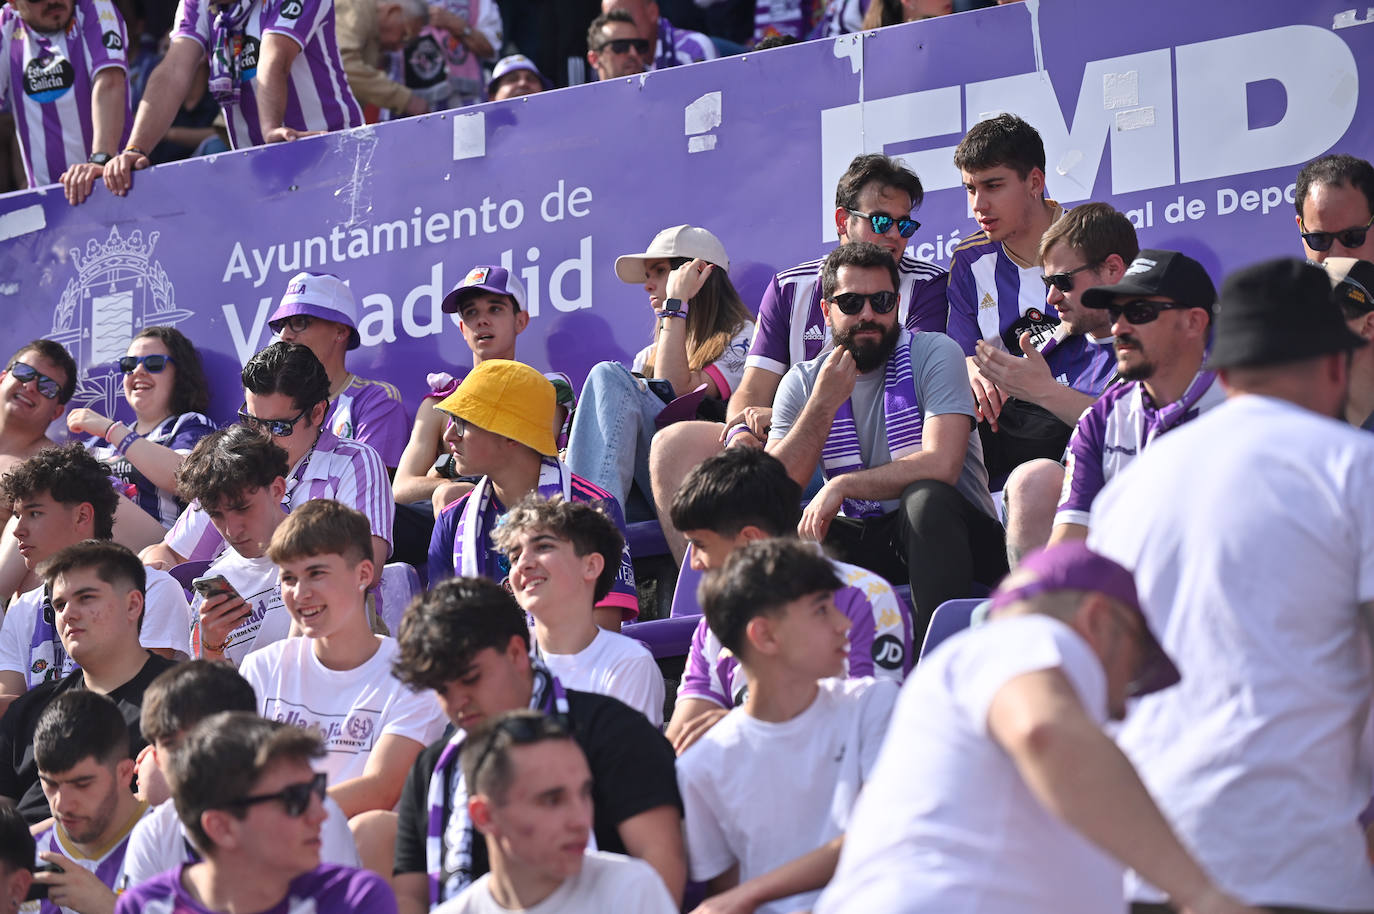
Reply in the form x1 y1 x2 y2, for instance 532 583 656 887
0 0 1369 427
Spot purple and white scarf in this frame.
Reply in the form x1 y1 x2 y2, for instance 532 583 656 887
1141 369 1217 445
425 661 570 905
451 458 571 580
208 0 255 105
820 330 923 518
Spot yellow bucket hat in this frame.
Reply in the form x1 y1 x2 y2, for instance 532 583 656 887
434 360 558 457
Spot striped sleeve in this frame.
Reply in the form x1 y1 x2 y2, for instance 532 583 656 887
165 501 226 562
745 270 796 375
946 240 982 355
833 563 913 681
904 265 950 336
80 0 129 75
676 617 730 708
317 439 395 547
171 0 210 49
569 475 638 622
1055 398 1110 528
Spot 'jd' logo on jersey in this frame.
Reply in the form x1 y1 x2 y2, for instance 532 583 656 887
101 30 122 50
279 0 303 19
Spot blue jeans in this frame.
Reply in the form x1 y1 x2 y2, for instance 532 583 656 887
564 361 664 510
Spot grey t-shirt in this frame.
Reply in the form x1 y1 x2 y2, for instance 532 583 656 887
770 330 997 518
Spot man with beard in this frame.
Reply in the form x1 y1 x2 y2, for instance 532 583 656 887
1050 250 1223 544
768 242 1002 643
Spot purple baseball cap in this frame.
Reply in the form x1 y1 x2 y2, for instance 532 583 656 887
989 542 1180 698
486 55 551 99
268 272 360 350
441 265 528 314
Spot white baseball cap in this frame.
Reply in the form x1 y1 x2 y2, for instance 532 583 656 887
614 225 730 284
268 272 360 350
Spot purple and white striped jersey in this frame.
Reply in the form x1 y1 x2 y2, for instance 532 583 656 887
677 557 912 709
1056 370 1224 528
0 0 129 186
34 802 150 914
746 252 949 377
326 374 408 468
165 428 393 562
172 0 362 148
88 411 216 528
651 17 716 70
115 863 396 914
1041 332 1117 398
947 229 1059 357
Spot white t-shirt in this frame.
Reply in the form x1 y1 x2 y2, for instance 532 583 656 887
539 629 665 729
121 793 361 890
434 851 676 914
676 677 897 914
1090 394 1374 908
814 615 1120 914
239 636 447 786
0 568 191 689
189 548 291 665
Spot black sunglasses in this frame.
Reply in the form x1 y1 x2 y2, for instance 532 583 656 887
829 290 899 315
1301 214 1374 253
272 315 315 334
1041 261 1100 294
6 361 61 400
221 771 327 817
847 209 920 239
597 37 649 54
118 354 175 374
1104 299 1191 325
238 404 310 437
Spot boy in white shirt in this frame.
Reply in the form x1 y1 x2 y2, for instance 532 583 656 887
435 710 676 914
492 497 664 728
240 499 446 874
124 660 361 889
676 539 898 914
175 425 294 664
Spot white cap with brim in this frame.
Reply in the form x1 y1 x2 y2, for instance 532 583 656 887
615 225 730 284
268 272 361 350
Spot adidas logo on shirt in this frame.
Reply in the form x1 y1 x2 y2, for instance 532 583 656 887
803 325 826 341
979 293 997 311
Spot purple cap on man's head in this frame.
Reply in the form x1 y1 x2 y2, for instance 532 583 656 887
440 265 528 314
990 542 1181 698
268 272 360 350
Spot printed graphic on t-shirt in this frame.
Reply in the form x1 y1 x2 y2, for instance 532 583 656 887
262 697 383 756
23 53 75 101
1001 306 1060 351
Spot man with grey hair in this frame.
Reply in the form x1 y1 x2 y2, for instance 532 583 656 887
816 543 1258 914
336 0 430 117
1090 258 1374 912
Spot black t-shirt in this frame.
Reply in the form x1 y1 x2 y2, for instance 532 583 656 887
0 653 177 824
395 687 681 880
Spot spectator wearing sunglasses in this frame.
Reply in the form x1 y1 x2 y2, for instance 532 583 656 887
1088 259 1374 914
0 540 178 825
141 342 393 583
587 9 648 79
0 341 77 497
649 153 947 564
565 225 752 519
602 0 715 70
768 242 1001 645
948 116 1066 421
0 448 190 708
1323 258 1374 430
28 691 152 914
390 578 684 912
123 661 361 890
1050 250 1222 547
116 712 395 914
269 272 408 471
1295 153 1374 265
66 327 215 531
435 710 676 914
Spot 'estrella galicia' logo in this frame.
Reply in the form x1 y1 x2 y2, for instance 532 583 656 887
101 30 123 50
23 54 75 103
236 35 261 79
279 0 303 19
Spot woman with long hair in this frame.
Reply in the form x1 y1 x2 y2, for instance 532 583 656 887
565 225 754 515
66 326 216 528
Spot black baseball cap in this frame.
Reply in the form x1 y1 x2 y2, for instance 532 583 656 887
1081 249 1217 313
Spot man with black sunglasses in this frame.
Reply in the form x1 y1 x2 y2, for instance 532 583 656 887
1324 257 1374 430
768 242 1002 645
586 9 648 79
117 712 395 914
648 152 947 564
141 342 393 583
0 341 77 502
1295 154 1374 265
1050 250 1222 546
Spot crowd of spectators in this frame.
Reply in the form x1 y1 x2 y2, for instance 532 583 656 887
0 0 1372 910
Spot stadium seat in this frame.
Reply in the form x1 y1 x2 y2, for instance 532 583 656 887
918 598 986 660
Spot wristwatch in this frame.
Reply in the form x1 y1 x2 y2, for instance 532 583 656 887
661 298 689 317
88 152 113 165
